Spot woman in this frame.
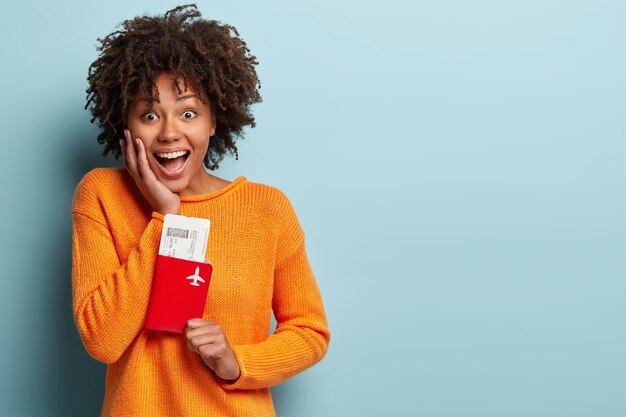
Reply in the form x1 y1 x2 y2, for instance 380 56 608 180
72 5 330 416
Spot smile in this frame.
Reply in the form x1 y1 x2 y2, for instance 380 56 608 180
154 150 190 178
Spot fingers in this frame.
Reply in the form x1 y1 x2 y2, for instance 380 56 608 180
183 319 240 380
197 343 231 360
135 137 158 182
122 130 156 184
188 334 226 355
184 320 221 343
122 129 139 176
184 320 229 357
186 318 213 329
186 324 222 341
123 129 135 165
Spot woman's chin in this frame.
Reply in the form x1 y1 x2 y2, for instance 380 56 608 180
156 166 209 196
159 177 189 195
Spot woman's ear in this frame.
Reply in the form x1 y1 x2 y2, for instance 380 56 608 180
210 113 216 137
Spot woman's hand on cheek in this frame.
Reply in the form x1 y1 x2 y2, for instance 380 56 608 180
184 319 241 383
120 129 180 215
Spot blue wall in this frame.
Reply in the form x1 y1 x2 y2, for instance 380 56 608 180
1 1 625 416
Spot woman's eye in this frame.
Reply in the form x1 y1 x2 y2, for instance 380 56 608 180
142 112 157 122
182 111 197 119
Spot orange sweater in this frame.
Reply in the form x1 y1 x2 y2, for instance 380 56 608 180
71 168 330 417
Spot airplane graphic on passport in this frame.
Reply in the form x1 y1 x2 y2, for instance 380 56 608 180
186 267 205 286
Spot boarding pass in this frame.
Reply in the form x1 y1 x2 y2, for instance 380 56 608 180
159 214 211 262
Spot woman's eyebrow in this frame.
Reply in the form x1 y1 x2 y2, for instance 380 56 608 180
135 94 197 104
176 94 197 102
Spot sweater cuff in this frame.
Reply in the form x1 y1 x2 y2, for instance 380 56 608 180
151 211 165 222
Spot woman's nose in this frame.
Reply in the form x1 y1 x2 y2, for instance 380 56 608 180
157 117 181 142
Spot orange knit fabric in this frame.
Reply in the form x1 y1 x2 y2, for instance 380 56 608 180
71 168 330 417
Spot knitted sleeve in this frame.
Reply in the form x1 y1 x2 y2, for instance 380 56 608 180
219 193 330 390
71 175 163 364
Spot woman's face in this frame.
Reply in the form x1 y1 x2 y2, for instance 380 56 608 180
126 72 216 196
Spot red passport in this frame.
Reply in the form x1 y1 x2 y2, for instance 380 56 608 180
145 255 213 333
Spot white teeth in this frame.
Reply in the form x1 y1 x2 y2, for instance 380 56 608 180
156 151 188 159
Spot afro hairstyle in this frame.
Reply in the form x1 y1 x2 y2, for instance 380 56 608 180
85 4 262 170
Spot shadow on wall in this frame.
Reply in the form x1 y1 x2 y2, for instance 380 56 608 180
49 122 117 417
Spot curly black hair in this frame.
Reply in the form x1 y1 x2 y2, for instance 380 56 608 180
85 4 261 170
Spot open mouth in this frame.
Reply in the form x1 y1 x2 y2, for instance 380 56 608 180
154 150 190 177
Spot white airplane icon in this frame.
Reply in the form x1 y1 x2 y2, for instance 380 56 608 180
186 267 205 286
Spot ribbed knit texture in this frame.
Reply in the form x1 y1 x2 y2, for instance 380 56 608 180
71 168 330 417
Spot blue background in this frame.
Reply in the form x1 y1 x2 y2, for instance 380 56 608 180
1 1 625 416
